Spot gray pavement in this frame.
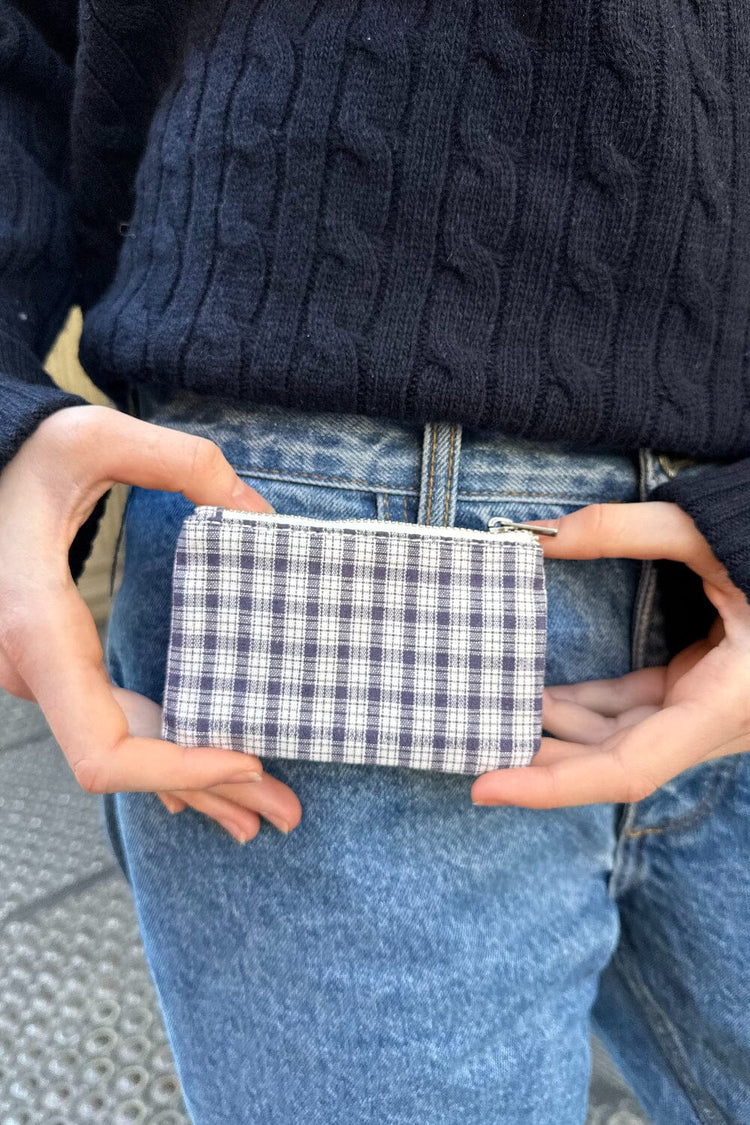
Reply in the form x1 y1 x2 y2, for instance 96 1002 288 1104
0 689 649 1124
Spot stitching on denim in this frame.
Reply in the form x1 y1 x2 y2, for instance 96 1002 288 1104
238 465 394 489
624 756 740 838
403 495 408 522
383 492 391 521
458 487 622 499
110 485 132 599
237 465 626 507
443 425 457 526
610 940 730 1124
425 424 438 525
609 451 663 886
631 559 658 670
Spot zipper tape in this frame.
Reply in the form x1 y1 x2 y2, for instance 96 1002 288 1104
189 506 557 545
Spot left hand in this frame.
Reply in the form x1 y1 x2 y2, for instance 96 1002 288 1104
112 687 301 841
471 501 750 810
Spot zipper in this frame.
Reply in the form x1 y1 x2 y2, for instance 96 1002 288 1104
193 506 553 544
487 517 558 537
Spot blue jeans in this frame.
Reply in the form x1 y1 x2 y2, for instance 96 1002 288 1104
103 391 750 1124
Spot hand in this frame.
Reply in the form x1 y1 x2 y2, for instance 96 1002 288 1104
471 501 750 810
0 405 302 842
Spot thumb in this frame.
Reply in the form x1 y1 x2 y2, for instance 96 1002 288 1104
94 410 274 512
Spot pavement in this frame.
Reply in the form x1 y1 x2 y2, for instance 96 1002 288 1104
0 688 650 1125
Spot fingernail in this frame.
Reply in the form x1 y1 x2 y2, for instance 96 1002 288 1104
230 481 275 513
269 816 290 835
224 823 250 844
228 769 263 783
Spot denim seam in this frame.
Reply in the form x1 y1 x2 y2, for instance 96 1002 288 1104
238 465 412 490
457 487 623 500
425 424 438 525
383 492 391 521
630 561 658 671
610 938 730 1124
622 448 739 837
109 484 133 599
237 465 626 506
624 756 740 838
610 450 663 887
443 424 457 526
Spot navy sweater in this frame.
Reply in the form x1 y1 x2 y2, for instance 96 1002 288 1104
2 0 750 599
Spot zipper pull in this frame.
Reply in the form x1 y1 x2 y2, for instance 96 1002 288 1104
487 517 558 537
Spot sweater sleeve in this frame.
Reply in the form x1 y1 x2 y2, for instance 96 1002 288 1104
0 2 102 578
0 1 91 469
649 457 750 603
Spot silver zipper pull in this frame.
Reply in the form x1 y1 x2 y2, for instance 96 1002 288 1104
487 516 558 537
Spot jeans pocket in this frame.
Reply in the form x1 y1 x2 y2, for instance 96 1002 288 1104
236 470 382 523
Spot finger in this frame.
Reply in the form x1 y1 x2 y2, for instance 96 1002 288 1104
472 702 725 808
13 584 266 794
526 502 728 586
111 686 162 737
531 735 600 765
0 646 36 701
207 774 302 835
92 412 274 513
545 666 667 716
112 687 302 832
171 788 262 844
158 792 187 814
708 732 750 758
543 694 660 743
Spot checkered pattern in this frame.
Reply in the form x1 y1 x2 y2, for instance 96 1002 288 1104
161 507 547 774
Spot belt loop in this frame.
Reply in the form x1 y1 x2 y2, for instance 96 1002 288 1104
637 449 655 501
631 448 663 670
416 422 463 527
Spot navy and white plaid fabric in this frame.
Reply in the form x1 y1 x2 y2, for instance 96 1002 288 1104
161 507 547 774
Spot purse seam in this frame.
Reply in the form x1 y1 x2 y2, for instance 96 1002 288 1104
195 519 541 549
168 728 539 756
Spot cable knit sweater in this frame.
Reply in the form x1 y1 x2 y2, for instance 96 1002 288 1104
2 0 750 598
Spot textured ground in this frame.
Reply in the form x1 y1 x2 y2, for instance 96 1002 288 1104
0 690 649 1125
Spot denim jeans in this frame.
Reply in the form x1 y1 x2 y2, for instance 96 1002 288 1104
103 391 750 1125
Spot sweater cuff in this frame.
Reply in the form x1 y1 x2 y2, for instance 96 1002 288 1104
0 372 89 474
0 360 101 582
649 458 750 602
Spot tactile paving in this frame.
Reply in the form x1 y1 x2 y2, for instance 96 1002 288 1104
587 1040 650 1125
0 735 114 924
1 697 51 757
0 876 188 1124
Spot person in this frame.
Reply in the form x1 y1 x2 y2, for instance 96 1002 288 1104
1 2 749 1121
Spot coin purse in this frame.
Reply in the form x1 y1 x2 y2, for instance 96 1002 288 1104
161 506 549 775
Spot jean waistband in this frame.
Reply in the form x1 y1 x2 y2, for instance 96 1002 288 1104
135 387 678 515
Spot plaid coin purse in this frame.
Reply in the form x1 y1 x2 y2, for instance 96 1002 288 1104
161 507 548 775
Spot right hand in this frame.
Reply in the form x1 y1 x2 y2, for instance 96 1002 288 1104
0 404 302 842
